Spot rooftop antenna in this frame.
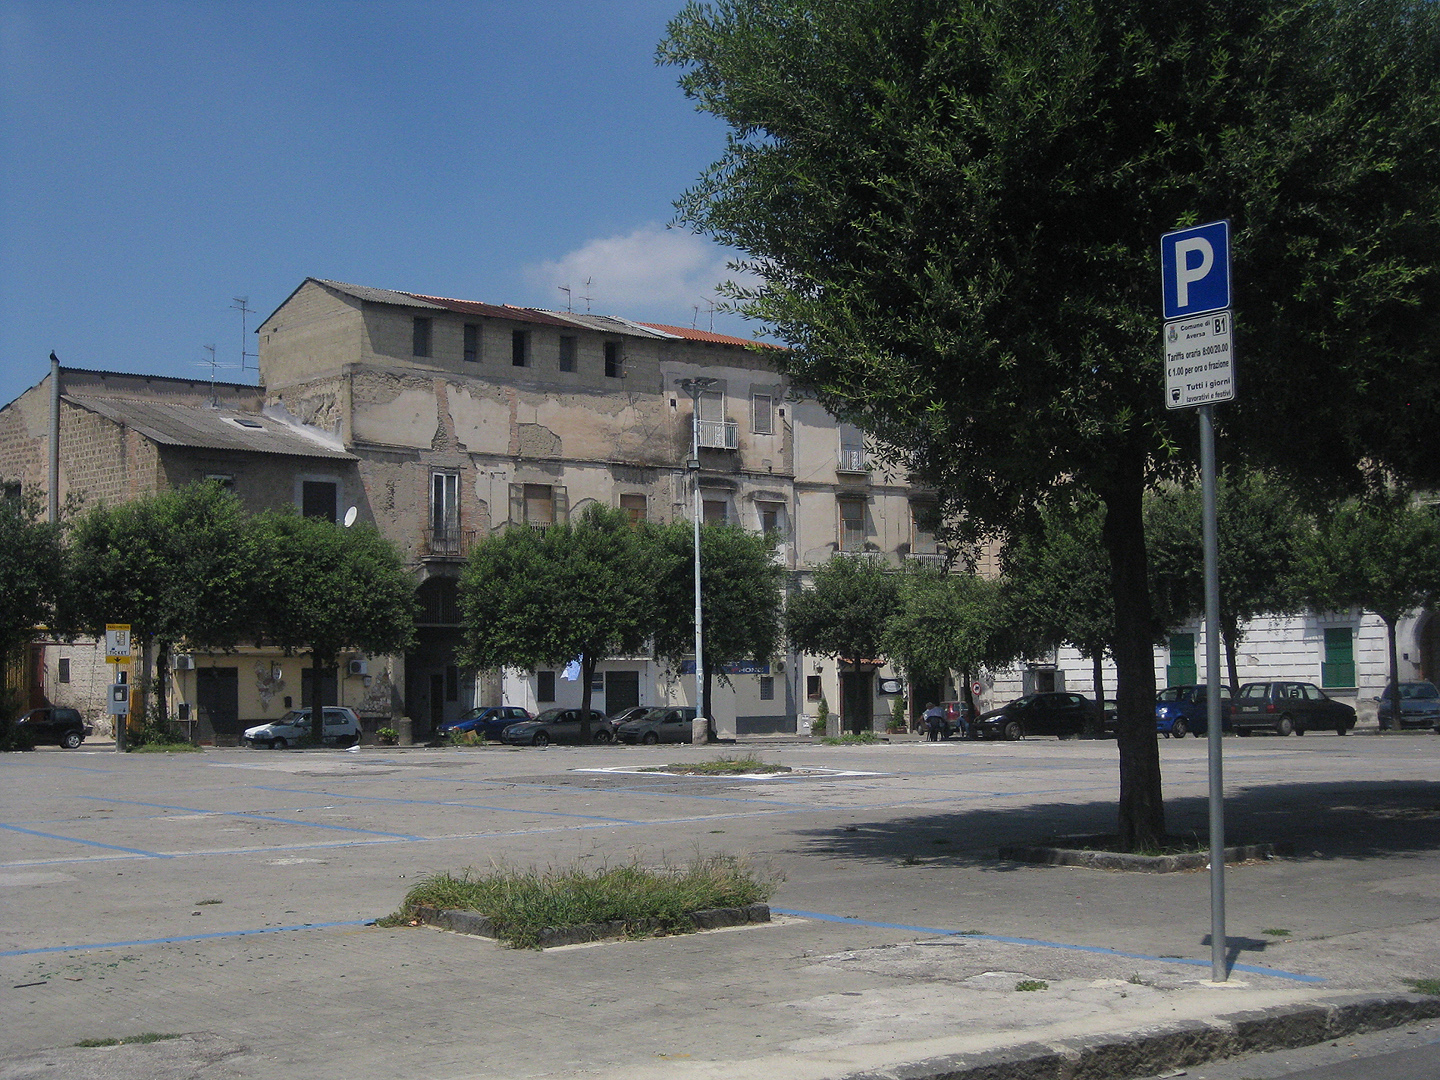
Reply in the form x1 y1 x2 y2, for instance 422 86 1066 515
701 297 717 332
195 345 238 405
692 303 700 330
230 296 256 374
558 285 572 312
198 344 220 405
580 277 594 313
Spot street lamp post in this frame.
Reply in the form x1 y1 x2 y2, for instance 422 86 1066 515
677 377 717 743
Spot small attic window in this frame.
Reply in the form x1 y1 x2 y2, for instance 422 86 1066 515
226 417 264 429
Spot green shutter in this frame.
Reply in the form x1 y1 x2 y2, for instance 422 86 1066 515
1166 633 1197 686
1322 627 1355 688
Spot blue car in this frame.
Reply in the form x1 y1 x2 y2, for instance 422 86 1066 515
439 705 533 740
1155 684 1232 738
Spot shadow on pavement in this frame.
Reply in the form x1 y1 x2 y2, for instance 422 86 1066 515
787 779 1440 869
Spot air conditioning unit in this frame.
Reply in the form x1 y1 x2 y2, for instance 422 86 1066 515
173 655 195 670
348 659 368 676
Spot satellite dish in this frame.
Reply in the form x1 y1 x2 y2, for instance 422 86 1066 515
343 506 358 528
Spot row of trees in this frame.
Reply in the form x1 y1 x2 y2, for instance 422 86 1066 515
459 504 786 743
0 484 416 744
760 475 1440 730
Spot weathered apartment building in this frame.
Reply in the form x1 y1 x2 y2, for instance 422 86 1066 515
2 278 940 741
5 277 1420 740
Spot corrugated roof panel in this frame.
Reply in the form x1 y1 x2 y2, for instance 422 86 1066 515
66 397 355 461
316 280 447 311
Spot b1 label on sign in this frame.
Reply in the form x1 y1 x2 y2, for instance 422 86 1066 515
1165 310 1234 409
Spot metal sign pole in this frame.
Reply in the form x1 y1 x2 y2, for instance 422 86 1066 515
1200 404 1227 981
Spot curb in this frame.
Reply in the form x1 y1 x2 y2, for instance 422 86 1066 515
999 840 1293 873
840 993 1440 1080
414 902 771 948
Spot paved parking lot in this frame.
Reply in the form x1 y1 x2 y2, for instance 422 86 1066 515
3 731 1439 1079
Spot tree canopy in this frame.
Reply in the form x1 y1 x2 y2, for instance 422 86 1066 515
884 566 1010 717
64 482 263 736
0 496 63 662
1293 491 1440 710
651 522 785 722
785 555 899 665
253 510 416 741
661 0 1440 846
458 504 659 741
1145 470 1308 689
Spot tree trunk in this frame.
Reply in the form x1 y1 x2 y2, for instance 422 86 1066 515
1089 651 1105 738
309 651 330 743
579 653 596 743
156 639 169 728
1223 623 1241 694
1098 464 1165 850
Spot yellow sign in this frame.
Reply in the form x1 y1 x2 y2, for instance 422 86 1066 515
105 624 132 660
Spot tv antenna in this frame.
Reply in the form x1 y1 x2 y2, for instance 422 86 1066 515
580 277 594 313
558 285 572 312
230 296 257 374
700 297 716 332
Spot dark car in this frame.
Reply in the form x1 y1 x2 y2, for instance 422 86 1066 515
616 706 698 744
1375 681 1440 730
439 705 533 740
1155 684 1233 738
499 708 612 747
15 707 93 749
970 693 1095 740
1232 681 1356 736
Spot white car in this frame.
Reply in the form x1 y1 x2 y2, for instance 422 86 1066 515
242 707 361 749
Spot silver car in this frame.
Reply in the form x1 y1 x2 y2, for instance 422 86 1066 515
242 707 361 749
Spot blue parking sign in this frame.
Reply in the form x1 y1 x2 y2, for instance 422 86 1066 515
1161 220 1230 320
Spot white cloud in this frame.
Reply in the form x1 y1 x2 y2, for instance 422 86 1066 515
525 224 757 320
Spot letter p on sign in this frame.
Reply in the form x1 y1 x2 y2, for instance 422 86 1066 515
1162 220 1230 320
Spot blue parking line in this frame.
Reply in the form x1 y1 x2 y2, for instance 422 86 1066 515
0 822 173 859
773 909 1327 984
0 919 373 958
76 796 422 840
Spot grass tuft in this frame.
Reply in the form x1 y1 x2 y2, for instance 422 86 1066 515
382 854 778 949
1403 977 1440 995
1015 980 1049 991
76 1033 181 1047
1262 927 1292 937
643 755 789 776
821 731 880 745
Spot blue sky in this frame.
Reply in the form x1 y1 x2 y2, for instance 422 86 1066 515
0 0 755 407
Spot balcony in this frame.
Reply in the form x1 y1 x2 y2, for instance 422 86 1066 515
422 526 476 558
697 418 739 450
836 448 868 474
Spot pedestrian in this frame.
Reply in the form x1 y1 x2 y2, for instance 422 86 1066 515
923 702 944 741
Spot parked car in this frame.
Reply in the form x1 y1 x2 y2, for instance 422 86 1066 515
1155 684 1233 738
1375 681 1440 730
499 708 612 746
970 693 1096 740
242 707 362 749
15 707 93 749
1232 681 1356 736
616 706 699 744
439 705 533 740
